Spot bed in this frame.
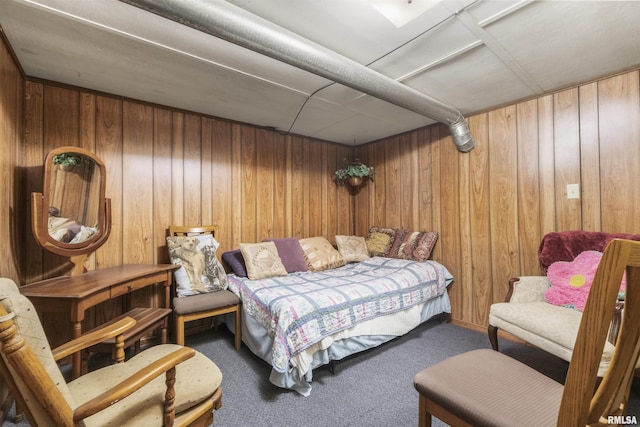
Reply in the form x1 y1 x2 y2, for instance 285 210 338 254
224 251 453 396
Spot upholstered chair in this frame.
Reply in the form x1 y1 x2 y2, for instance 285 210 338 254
489 230 640 376
0 278 222 426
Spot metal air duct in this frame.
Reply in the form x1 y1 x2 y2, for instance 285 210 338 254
120 0 475 152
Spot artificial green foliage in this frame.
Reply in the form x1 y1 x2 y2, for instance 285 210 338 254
52 153 83 167
334 158 375 183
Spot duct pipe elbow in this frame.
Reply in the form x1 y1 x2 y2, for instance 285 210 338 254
449 118 475 152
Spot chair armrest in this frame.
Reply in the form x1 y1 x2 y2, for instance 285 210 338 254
51 317 136 362
506 276 551 303
72 346 195 421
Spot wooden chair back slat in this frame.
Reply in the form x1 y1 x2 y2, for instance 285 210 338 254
559 238 640 425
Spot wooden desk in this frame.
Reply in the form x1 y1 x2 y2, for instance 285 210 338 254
20 263 178 378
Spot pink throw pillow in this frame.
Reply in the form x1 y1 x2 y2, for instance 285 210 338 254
545 250 626 311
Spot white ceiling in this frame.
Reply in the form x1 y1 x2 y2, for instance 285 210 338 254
1 0 639 146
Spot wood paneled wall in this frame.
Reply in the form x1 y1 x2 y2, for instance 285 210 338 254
2 33 639 336
9 82 351 342
20 83 354 280
0 32 22 284
355 70 640 330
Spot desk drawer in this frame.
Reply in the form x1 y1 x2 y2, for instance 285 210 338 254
110 275 166 298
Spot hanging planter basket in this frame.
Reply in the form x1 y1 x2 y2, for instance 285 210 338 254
334 158 375 188
348 176 363 187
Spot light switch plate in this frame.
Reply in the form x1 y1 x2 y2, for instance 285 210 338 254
567 183 580 199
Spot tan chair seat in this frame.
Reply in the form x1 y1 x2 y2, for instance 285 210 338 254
414 349 563 427
70 344 222 426
173 290 240 315
490 295 638 377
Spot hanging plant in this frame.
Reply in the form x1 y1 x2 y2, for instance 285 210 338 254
334 158 375 186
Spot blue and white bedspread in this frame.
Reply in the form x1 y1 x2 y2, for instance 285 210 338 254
227 257 453 373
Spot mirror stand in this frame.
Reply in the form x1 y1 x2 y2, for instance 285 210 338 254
31 147 111 276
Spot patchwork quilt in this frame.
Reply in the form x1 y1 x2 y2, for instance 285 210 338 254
227 256 452 372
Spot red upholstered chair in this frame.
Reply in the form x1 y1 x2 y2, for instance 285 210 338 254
414 238 640 426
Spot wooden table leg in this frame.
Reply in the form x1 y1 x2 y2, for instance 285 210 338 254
72 321 82 379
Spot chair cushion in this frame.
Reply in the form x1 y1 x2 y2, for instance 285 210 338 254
173 290 240 315
489 301 619 376
0 280 75 405
69 344 222 426
414 349 563 427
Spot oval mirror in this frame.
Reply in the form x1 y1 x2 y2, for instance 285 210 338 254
32 147 111 272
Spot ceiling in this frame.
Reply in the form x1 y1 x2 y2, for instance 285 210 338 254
1 0 639 146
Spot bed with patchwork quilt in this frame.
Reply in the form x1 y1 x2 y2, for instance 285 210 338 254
223 230 453 396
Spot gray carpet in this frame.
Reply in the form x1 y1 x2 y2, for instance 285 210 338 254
183 320 640 427
3 319 639 426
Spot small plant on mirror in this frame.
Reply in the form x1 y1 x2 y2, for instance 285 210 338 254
52 153 84 168
334 158 375 186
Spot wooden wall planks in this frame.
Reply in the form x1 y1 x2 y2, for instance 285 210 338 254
18 86 355 277
356 70 640 331
0 32 21 284
2 34 639 335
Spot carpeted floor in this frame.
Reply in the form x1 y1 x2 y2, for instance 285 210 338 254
3 319 639 426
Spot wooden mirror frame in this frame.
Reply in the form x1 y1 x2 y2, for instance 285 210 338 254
32 146 112 275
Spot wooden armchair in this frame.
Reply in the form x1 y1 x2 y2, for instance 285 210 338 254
0 277 222 426
169 225 242 350
414 238 640 426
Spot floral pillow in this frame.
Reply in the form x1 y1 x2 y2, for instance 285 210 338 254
167 234 228 297
545 250 626 311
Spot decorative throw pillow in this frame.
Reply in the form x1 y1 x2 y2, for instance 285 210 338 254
365 226 397 257
263 238 308 273
299 236 346 271
545 250 626 311
335 235 370 262
222 249 248 277
240 241 288 280
167 234 228 297
393 230 439 261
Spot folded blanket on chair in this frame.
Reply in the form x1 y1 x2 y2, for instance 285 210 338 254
538 231 640 272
